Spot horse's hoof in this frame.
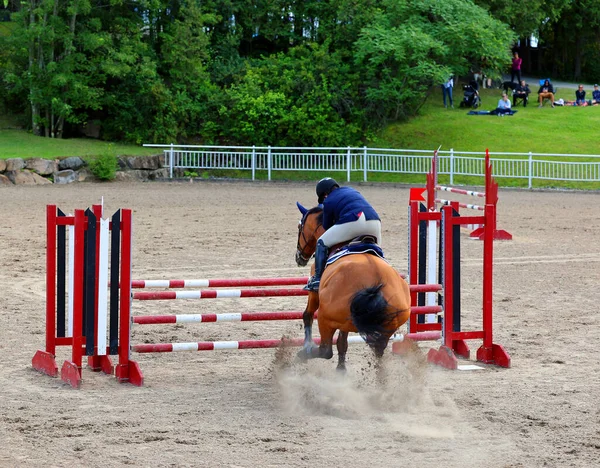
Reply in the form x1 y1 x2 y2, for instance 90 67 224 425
297 344 319 361
336 365 347 373
296 349 309 361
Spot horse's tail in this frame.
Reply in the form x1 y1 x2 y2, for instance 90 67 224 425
350 283 403 355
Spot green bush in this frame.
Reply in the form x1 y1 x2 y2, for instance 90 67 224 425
88 150 119 181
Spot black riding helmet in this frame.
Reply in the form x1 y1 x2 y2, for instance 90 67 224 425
316 177 340 204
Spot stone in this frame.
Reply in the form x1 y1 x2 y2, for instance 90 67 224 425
77 168 95 182
6 170 37 185
0 160 6 172
31 172 52 185
114 170 149 182
25 158 58 175
54 169 78 184
148 168 170 180
58 157 85 171
5 158 25 171
125 155 162 170
0 174 12 185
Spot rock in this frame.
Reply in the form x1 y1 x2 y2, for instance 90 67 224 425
115 170 149 181
0 160 6 172
25 158 58 175
6 170 37 185
0 174 12 185
5 158 25 171
148 168 170 180
31 172 52 184
77 168 95 182
54 169 78 184
125 155 163 170
58 157 85 171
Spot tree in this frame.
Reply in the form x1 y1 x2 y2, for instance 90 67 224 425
355 0 515 126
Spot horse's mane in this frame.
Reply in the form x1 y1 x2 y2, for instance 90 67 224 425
304 206 323 225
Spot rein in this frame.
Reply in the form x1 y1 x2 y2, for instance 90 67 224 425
296 214 322 263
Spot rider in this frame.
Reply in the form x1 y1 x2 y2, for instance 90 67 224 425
304 177 381 292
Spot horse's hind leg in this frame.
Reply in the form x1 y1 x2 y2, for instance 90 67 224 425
336 331 349 372
314 323 335 360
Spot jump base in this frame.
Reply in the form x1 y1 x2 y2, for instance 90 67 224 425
60 361 82 389
476 343 511 368
427 346 458 370
115 361 144 387
470 227 513 241
32 350 59 378
87 355 114 375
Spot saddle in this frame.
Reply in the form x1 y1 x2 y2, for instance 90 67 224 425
326 235 386 266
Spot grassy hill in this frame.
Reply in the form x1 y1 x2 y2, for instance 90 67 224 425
0 116 157 160
2 81 599 162
379 84 600 155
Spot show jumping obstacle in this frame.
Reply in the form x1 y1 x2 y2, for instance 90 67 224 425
426 148 512 240
32 197 510 389
405 193 511 369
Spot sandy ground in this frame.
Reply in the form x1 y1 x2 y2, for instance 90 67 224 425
1 180 599 468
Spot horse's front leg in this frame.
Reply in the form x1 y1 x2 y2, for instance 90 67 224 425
297 292 319 359
336 331 349 372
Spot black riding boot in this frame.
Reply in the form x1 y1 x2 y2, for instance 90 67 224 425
304 240 328 292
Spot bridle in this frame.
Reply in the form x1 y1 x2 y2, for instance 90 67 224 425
296 212 322 264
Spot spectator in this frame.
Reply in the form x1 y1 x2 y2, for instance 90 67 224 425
537 79 555 108
442 76 454 108
575 85 587 106
492 93 512 115
511 52 522 83
513 80 531 107
591 84 600 105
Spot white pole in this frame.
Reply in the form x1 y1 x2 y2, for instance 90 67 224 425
426 219 437 323
267 146 272 181
67 224 74 337
347 147 351 182
528 152 533 189
251 145 256 181
450 148 454 185
96 218 110 355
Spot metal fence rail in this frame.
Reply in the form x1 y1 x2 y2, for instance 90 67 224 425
143 144 600 188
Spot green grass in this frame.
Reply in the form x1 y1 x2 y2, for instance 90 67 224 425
3 84 600 190
378 85 600 155
0 115 157 160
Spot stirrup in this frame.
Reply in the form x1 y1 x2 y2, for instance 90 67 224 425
303 276 320 292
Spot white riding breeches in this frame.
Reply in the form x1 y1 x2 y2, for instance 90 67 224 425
319 213 382 248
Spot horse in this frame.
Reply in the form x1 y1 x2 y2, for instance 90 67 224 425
294 202 411 370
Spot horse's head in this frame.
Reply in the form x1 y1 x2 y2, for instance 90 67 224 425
295 202 324 267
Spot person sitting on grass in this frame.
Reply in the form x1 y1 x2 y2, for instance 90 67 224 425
592 84 600 105
513 80 531 107
575 85 587 106
538 79 555 107
491 93 512 115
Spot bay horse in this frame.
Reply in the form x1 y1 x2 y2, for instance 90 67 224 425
295 202 411 370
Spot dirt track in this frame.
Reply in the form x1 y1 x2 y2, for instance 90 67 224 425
1 181 599 467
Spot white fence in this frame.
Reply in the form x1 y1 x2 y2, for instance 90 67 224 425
143 144 600 188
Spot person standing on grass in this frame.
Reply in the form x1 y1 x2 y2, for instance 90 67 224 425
511 52 522 84
442 76 454 108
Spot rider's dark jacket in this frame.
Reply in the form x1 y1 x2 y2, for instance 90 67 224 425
321 187 380 230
